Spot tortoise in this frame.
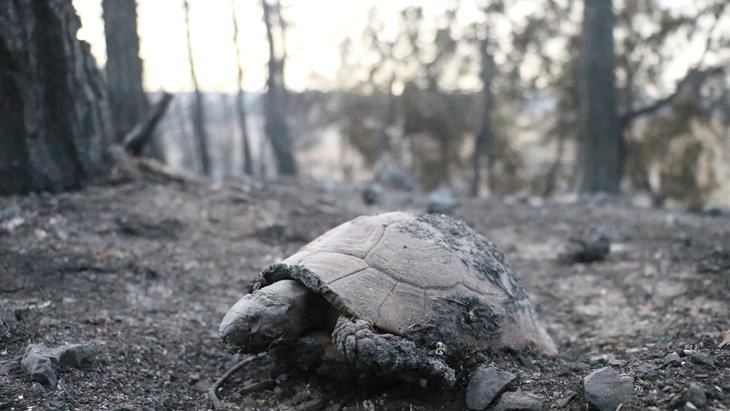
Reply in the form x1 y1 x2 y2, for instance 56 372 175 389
219 212 556 385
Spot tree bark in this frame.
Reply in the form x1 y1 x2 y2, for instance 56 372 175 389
101 0 162 160
470 36 495 197
0 0 112 195
183 0 212 176
230 0 253 176
262 0 297 176
577 0 622 194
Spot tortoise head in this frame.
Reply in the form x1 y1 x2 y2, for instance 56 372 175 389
219 279 311 353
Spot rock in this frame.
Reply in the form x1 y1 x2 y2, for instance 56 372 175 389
426 186 458 215
492 391 544 411
559 228 610 263
20 344 58 388
19 343 94 389
662 352 682 367
589 353 616 365
374 163 418 192
583 367 634 411
58 344 93 368
608 358 627 367
553 392 576 408
0 358 19 375
685 382 707 407
465 365 517 410
687 351 714 367
361 183 383 206
566 362 591 372
635 364 659 380
294 398 324 411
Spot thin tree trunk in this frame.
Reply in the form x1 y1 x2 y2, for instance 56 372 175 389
261 0 297 176
0 0 112 195
470 37 495 197
377 75 396 161
230 0 253 176
542 133 566 197
101 0 162 160
577 0 622 194
183 0 212 176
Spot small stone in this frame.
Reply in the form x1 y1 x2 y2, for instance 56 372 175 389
466 365 517 410
55 230 69 241
553 392 576 408
583 366 634 411
662 352 682 367
635 364 659 380
20 344 58 389
192 379 210 393
58 344 93 369
686 382 707 407
322 403 342 411
566 362 591 372
493 391 544 411
295 398 325 411
426 186 458 215
0 359 19 375
559 228 610 263
688 352 714 367
589 353 616 365
361 184 382 206
608 359 627 367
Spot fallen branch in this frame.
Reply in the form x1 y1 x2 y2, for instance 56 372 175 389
123 92 174 156
134 157 190 183
208 354 265 411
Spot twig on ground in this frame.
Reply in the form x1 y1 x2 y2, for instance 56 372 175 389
208 354 265 411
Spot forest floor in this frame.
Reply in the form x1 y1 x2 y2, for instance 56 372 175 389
0 177 729 411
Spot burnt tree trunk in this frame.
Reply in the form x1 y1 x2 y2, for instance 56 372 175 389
230 0 253 176
377 74 396 163
262 0 297 176
101 0 161 159
183 0 212 176
577 0 622 194
470 36 495 197
0 0 112 195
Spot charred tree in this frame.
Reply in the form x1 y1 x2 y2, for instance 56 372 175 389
230 0 253 176
183 0 212 176
261 0 297 176
0 0 112 195
577 0 622 194
101 0 161 159
470 33 496 197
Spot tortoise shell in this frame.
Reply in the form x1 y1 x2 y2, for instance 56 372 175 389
254 212 557 356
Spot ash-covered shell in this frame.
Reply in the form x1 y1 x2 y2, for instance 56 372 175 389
254 212 557 357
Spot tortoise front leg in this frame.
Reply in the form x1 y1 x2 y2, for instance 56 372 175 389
332 316 456 386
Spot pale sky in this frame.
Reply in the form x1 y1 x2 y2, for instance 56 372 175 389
74 0 378 92
75 0 477 93
73 0 725 94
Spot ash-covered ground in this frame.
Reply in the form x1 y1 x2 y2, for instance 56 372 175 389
1 179 728 410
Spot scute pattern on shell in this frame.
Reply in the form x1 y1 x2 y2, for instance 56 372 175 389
251 212 557 357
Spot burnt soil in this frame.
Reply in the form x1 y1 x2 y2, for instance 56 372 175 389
0 179 728 410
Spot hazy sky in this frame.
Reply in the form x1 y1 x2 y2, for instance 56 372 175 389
74 0 722 94
74 0 379 92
